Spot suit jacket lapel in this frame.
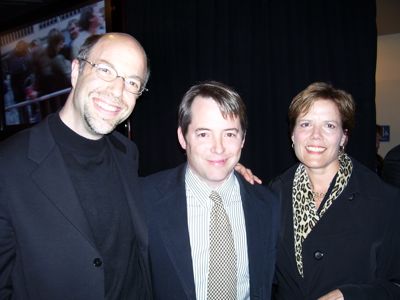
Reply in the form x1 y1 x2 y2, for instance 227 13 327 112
107 135 147 248
29 119 96 247
238 176 268 297
154 166 196 298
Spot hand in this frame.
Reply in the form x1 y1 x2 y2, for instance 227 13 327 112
234 163 262 185
318 289 344 300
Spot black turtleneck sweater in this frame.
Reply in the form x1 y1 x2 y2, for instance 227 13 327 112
49 114 136 299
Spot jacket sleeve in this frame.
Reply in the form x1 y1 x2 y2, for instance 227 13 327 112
268 177 283 290
339 189 400 299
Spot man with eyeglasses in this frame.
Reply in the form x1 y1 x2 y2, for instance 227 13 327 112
0 33 151 299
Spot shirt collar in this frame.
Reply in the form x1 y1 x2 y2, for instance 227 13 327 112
185 165 237 203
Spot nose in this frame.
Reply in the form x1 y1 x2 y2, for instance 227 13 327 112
108 76 125 98
311 125 322 139
211 136 225 154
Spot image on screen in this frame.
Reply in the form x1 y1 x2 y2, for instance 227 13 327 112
0 0 106 127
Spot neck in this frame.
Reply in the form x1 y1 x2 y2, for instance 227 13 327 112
305 166 338 208
305 161 339 191
308 174 331 195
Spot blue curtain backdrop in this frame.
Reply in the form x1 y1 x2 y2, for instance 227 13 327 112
121 0 377 182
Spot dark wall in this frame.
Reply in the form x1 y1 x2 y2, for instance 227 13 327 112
0 0 377 183
124 0 377 182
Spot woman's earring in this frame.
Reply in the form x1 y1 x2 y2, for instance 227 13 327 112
339 145 344 153
292 143 294 149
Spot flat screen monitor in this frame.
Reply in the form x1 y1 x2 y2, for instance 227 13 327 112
0 0 108 131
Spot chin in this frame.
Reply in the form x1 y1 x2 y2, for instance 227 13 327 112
207 173 230 183
91 123 117 136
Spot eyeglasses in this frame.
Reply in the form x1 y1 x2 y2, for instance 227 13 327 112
79 58 148 96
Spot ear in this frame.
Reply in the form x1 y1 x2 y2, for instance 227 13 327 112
291 135 294 143
340 133 348 147
177 127 187 150
241 132 246 149
70 59 80 88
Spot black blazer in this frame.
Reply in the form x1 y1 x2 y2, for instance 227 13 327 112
0 117 151 299
141 164 280 300
270 158 400 300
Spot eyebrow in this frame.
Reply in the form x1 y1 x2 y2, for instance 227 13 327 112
195 128 240 132
297 119 340 123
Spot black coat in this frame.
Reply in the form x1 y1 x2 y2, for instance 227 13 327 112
141 164 281 300
270 158 400 299
0 116 151 299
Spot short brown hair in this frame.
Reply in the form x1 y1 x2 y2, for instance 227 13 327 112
288 82 355 135
178 81 247 139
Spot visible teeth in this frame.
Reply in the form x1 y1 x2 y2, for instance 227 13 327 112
97 101 118 112
307 146 324 152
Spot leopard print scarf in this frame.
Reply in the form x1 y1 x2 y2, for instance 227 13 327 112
292 153 352 277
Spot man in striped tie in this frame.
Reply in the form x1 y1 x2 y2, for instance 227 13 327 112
142 81 280 300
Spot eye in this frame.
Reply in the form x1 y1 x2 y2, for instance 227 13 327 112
196 131 209 138
299 121 310 128
225 132 237 138
126 78 141 90
326 123 336 129
96 64 114 76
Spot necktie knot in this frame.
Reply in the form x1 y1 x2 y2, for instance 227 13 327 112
210 191 223 206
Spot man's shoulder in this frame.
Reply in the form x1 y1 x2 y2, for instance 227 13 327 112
385 144 400 161
267 164 297 194
0 124 48 179
242 179 274 197
142 164 185 186
0 126 36 158
236 174 280 208
140 165 186 214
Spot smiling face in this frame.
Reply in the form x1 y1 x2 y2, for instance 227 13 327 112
292 99 347 174
178 96 245 188
60 33 147 139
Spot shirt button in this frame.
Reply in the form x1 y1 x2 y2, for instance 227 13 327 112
93 258 103 267
314 251 324 260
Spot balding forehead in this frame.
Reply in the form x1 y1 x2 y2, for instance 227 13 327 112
101 33 143 49
96 33 147 63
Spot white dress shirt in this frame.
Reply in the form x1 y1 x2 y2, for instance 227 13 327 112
185 167 250 300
